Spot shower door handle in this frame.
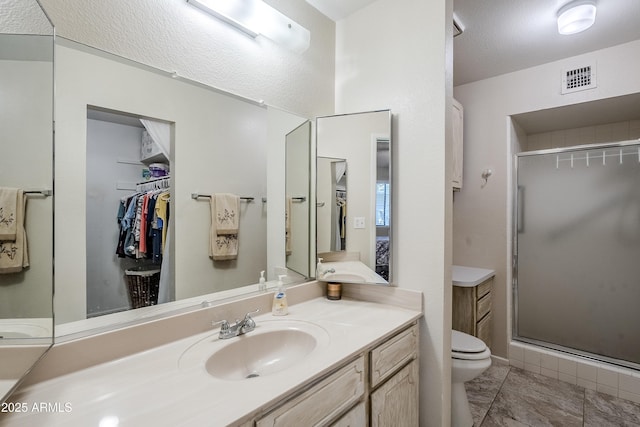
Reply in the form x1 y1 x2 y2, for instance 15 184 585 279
517 186 525 233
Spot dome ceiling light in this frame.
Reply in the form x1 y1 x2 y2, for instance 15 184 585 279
557 0 597 35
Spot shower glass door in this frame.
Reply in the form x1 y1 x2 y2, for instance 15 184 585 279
514 141 640 368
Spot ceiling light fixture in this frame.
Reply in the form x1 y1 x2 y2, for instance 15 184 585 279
557 0 597 35
187 0 310 53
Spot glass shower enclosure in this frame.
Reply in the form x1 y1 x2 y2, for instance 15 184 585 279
513 140 640 369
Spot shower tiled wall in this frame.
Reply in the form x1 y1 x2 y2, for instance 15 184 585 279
509 341 640 404
527 119 640 151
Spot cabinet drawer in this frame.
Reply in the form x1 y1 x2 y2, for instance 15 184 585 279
476 292 491 320
370 324 418 388
477 278 492 298
256 356 365 427
477 312 492 349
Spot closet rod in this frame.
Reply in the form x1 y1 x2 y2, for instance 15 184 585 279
136 175 170 186
191 193 255 202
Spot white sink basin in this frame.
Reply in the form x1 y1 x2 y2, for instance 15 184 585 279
179 320 330 381
317 261 388 284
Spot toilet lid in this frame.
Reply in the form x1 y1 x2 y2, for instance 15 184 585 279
452 330 486 353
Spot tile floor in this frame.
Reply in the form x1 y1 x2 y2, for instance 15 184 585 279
466 361 640 426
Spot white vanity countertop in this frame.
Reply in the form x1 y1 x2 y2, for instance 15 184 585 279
452 265 495 287
0 297 421 426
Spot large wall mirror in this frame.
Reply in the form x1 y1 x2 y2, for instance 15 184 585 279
316 110 392 284
0 0 54 402
53 38 313 339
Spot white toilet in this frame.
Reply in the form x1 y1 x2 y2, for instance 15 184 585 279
451 330 492 427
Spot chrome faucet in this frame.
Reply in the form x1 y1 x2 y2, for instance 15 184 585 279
212 309 259 340
319 267 335 278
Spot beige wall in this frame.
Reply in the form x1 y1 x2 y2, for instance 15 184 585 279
336 0 453 425
453 39 640 361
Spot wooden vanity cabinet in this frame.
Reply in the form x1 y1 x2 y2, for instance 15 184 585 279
452 278 492 348
256 357 366 427
368 324 419 427
251 323 419 427
335 323 419 427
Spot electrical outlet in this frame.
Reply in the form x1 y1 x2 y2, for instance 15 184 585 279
354 217 365 229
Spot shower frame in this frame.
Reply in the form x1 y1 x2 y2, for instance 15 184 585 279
512 139 640 370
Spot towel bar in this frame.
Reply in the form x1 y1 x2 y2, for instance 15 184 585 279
191 193 254 202
24 189 52 197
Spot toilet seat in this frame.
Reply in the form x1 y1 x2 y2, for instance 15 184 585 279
452 330 491 360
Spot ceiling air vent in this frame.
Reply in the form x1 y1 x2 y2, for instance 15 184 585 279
562 63 596 94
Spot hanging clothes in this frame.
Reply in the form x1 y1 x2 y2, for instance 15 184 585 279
116 188 170 264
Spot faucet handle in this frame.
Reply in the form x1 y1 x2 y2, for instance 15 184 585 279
244 308 260 319
212 319 230 333
241 309 260 332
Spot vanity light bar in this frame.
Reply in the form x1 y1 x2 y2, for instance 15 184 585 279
187 0 259 38
187 0 310 53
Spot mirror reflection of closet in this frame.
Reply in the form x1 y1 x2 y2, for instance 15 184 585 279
85 107 173 318
317 157 347 253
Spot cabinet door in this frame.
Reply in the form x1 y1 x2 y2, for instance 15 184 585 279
330 402 367 427
371 359 419 427
452 286 476 335
452 98 464 189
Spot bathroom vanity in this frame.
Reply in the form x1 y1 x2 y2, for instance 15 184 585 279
452 265 495 349
0 282 421 426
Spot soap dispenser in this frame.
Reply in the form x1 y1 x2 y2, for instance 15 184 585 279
272 275 288 316
316 258 324 278
258 270 266 292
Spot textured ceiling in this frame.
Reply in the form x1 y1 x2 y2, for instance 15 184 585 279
453 0 640 86
0 0 53 35
307 0 640 86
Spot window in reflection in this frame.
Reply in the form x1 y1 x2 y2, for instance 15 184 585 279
375 182 390 227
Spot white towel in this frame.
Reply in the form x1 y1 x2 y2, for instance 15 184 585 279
214 193 239 235
209 194 238 261
0 190 29 274
0 187 19 240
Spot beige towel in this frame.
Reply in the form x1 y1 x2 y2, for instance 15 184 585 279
0 187 19 240
214 193 239 235
285 197 292 255
0 190 29 274
209 194 238 261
